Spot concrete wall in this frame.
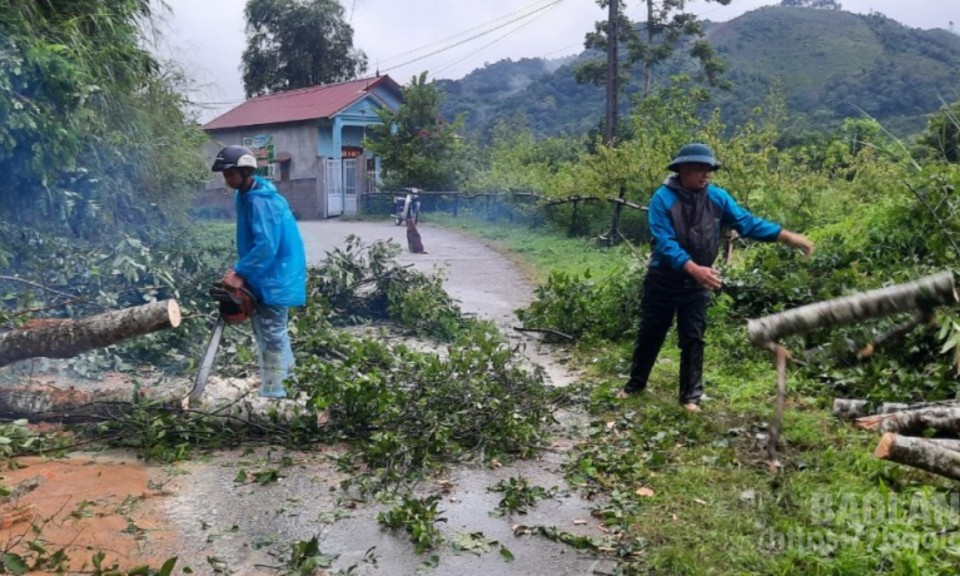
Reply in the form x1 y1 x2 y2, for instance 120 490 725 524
205 121 320 186
196 178 323 221
201 122 324 219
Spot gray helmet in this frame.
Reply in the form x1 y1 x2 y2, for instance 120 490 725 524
667 143 721 172
211 145 258 172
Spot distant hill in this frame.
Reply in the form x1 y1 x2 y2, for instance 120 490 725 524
437 6 960 140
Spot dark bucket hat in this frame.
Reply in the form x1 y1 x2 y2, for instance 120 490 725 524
667 143 721 172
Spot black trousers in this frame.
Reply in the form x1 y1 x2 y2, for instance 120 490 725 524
625 269 710 404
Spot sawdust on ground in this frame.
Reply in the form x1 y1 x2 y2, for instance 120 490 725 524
0 453 177 572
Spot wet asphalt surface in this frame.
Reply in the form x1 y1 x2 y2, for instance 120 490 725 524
160 220 611 575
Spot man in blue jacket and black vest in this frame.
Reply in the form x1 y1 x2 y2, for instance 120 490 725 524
618 143 813 412
212 145 307 399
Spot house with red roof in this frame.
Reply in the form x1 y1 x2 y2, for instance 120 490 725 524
200 75 402 219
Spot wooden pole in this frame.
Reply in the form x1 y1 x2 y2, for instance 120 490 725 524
0 300 181 368
767 345 789 472
747 271 956 345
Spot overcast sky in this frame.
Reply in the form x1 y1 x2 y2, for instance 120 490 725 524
152 0 958 122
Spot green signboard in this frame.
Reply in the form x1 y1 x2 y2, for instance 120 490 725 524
242 135 275 178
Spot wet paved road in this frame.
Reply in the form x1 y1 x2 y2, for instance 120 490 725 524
299 219 578 387
159 219 607 575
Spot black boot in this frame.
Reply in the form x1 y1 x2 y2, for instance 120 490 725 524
679 343 704 406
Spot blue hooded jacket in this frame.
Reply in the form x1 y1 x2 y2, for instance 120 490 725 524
648 177 781 272
233 176 307 307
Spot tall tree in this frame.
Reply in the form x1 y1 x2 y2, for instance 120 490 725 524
364 73 466 191
242 0 367 97
576 0 732 102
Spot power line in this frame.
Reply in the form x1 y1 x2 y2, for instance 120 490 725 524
433 2 563 77
381 0 567 74
377 0 561 66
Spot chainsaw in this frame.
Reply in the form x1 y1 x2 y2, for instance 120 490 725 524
183 274 256 406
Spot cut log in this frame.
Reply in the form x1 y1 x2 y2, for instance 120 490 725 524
926 438 960 453
875 433 960 481
833 398 960 419
747 271 956 345
0 300 181 368
880 399 960 413
856 406 960 435
832 398 871 419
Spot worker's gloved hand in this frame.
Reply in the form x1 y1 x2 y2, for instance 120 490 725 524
221 269 243 289
220 270 257 319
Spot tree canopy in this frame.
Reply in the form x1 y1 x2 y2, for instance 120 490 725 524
576 0 732 99
241 0 368 97
0 0 207 240
364 73 468 191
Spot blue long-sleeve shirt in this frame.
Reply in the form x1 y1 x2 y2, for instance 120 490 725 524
648 179 781 271
234 176 307 306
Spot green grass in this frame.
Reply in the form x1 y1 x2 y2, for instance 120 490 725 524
432 214 960 575
429 213 636 284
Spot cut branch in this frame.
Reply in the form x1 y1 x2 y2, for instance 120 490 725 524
0 300 181 368
856 310 936 360
512 326 575 341
875 433 960 481
747 271 956 345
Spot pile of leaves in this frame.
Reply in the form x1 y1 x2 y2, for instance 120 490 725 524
298 238 555 489
91 239 555 495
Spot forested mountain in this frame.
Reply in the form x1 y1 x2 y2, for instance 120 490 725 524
437 6 960 140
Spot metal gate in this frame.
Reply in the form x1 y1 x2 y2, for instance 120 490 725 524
343 158 357 215
324 159 343 217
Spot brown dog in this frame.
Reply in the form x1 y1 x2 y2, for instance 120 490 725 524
406 218 426 254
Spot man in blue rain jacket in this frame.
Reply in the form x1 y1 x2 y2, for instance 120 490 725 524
618 143 813 411
212 145 307 398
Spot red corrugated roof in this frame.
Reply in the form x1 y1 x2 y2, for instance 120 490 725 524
203 76 399 131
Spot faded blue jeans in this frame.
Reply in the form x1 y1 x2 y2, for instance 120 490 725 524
250 303 295 398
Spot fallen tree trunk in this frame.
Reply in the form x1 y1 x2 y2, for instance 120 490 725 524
0 385 174 423
0 300 181 368
875 433 960 481
856 406 960 435
747 271 956 345
0 377 303 429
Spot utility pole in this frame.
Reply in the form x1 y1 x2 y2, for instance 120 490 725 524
604 0 619 145
604 0 624 245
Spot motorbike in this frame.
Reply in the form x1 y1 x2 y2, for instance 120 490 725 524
392 188 421 226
